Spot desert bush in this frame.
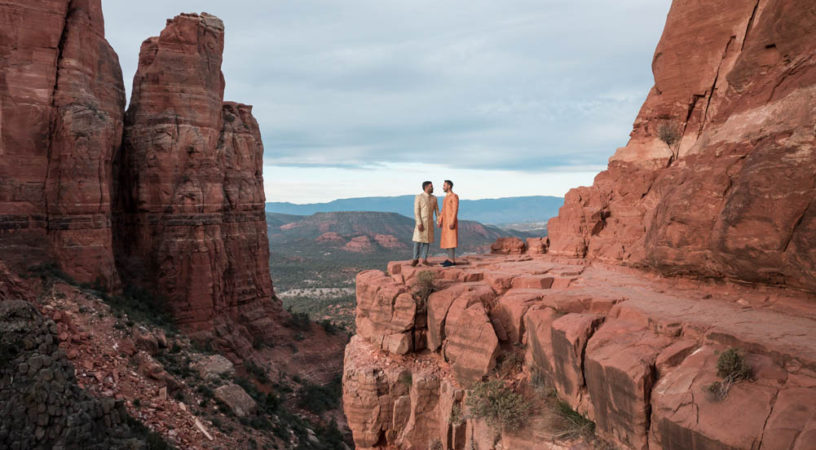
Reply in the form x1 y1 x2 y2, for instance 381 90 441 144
319 319 342 335
657 120 682 164
495 351 524 378
412 270 436 307
398 371 413 388
286 307 312 331
657 120 681 147
296 375 342 414
705 348 753 400
466 379 532 431
555 400 595 439
449 403 464 426
245 360 271 384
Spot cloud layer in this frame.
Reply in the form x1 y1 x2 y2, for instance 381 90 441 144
102 0 671 200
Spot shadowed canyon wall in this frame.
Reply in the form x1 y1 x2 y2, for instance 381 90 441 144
115 13 278 332
547 0 816 293
0 0 125 289
0 3 285 342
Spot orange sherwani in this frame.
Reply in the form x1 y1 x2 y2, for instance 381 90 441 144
439 193 459 249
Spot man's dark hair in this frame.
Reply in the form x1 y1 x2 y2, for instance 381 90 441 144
444 179 454 188
422 181 432 190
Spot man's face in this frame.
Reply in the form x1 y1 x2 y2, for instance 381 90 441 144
443 182 451 193
425 183 434 194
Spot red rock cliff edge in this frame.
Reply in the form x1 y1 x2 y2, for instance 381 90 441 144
0 0 126 288
547 0 816 293
115 13 281 335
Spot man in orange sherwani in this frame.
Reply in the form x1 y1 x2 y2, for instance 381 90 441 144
437 179 459 267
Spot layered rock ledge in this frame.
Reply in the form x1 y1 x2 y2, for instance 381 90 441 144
343 254 816 449
547 0 816 292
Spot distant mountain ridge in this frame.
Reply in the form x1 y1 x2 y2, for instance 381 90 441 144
267 211 535 255
266 195 563 226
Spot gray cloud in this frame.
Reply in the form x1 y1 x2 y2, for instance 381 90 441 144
102 0 671 172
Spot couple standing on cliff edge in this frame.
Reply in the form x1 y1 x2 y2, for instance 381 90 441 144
411 180 459 267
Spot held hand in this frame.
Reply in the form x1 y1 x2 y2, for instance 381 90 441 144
437 219 442 228
418 223 425 232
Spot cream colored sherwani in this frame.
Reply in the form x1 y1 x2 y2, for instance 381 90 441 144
412 192 438 243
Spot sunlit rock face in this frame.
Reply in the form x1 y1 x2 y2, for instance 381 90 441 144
548 0 816 294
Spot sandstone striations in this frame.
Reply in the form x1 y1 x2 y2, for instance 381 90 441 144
343 256 816 449
113 11 346 389
1 5 349 446
342 0 816 448
547 0 816 293
116 13 279 335
0 0 125 288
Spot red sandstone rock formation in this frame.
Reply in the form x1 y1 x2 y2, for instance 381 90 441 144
0 0 125 288
344 255 816 449
374 233 405 249
116 13 279 333
548 0 816 293
344 235 375 253
343 1 816 448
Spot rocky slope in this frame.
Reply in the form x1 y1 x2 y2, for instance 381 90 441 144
547 0 816 293
0 0 125 289
1 3 349 447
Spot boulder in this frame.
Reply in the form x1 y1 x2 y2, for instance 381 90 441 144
214 383 257 418
490 237 526 255
192 355 235 381
355 270 416 354
442 294 500 383
525 237 549 255
550 313 604 412
584 320 672 449
650 346 779 450
134 327 159 355
427 282 495 351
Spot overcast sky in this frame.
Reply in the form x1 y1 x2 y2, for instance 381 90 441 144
102 0 672 203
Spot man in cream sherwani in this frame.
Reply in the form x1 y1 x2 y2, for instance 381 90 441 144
411 181 439 266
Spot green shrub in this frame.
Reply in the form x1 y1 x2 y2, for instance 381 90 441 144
286 307 312 331
716 348 753 380
318 319 342 335
449 404 464 427
706 348 753 400
398 371 413 388
245 360 271 384
466 379 532 431
495 351 524 378
297 376 342 414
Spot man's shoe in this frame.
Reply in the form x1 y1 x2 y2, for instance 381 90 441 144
410 259 418 267
441 260 454 267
